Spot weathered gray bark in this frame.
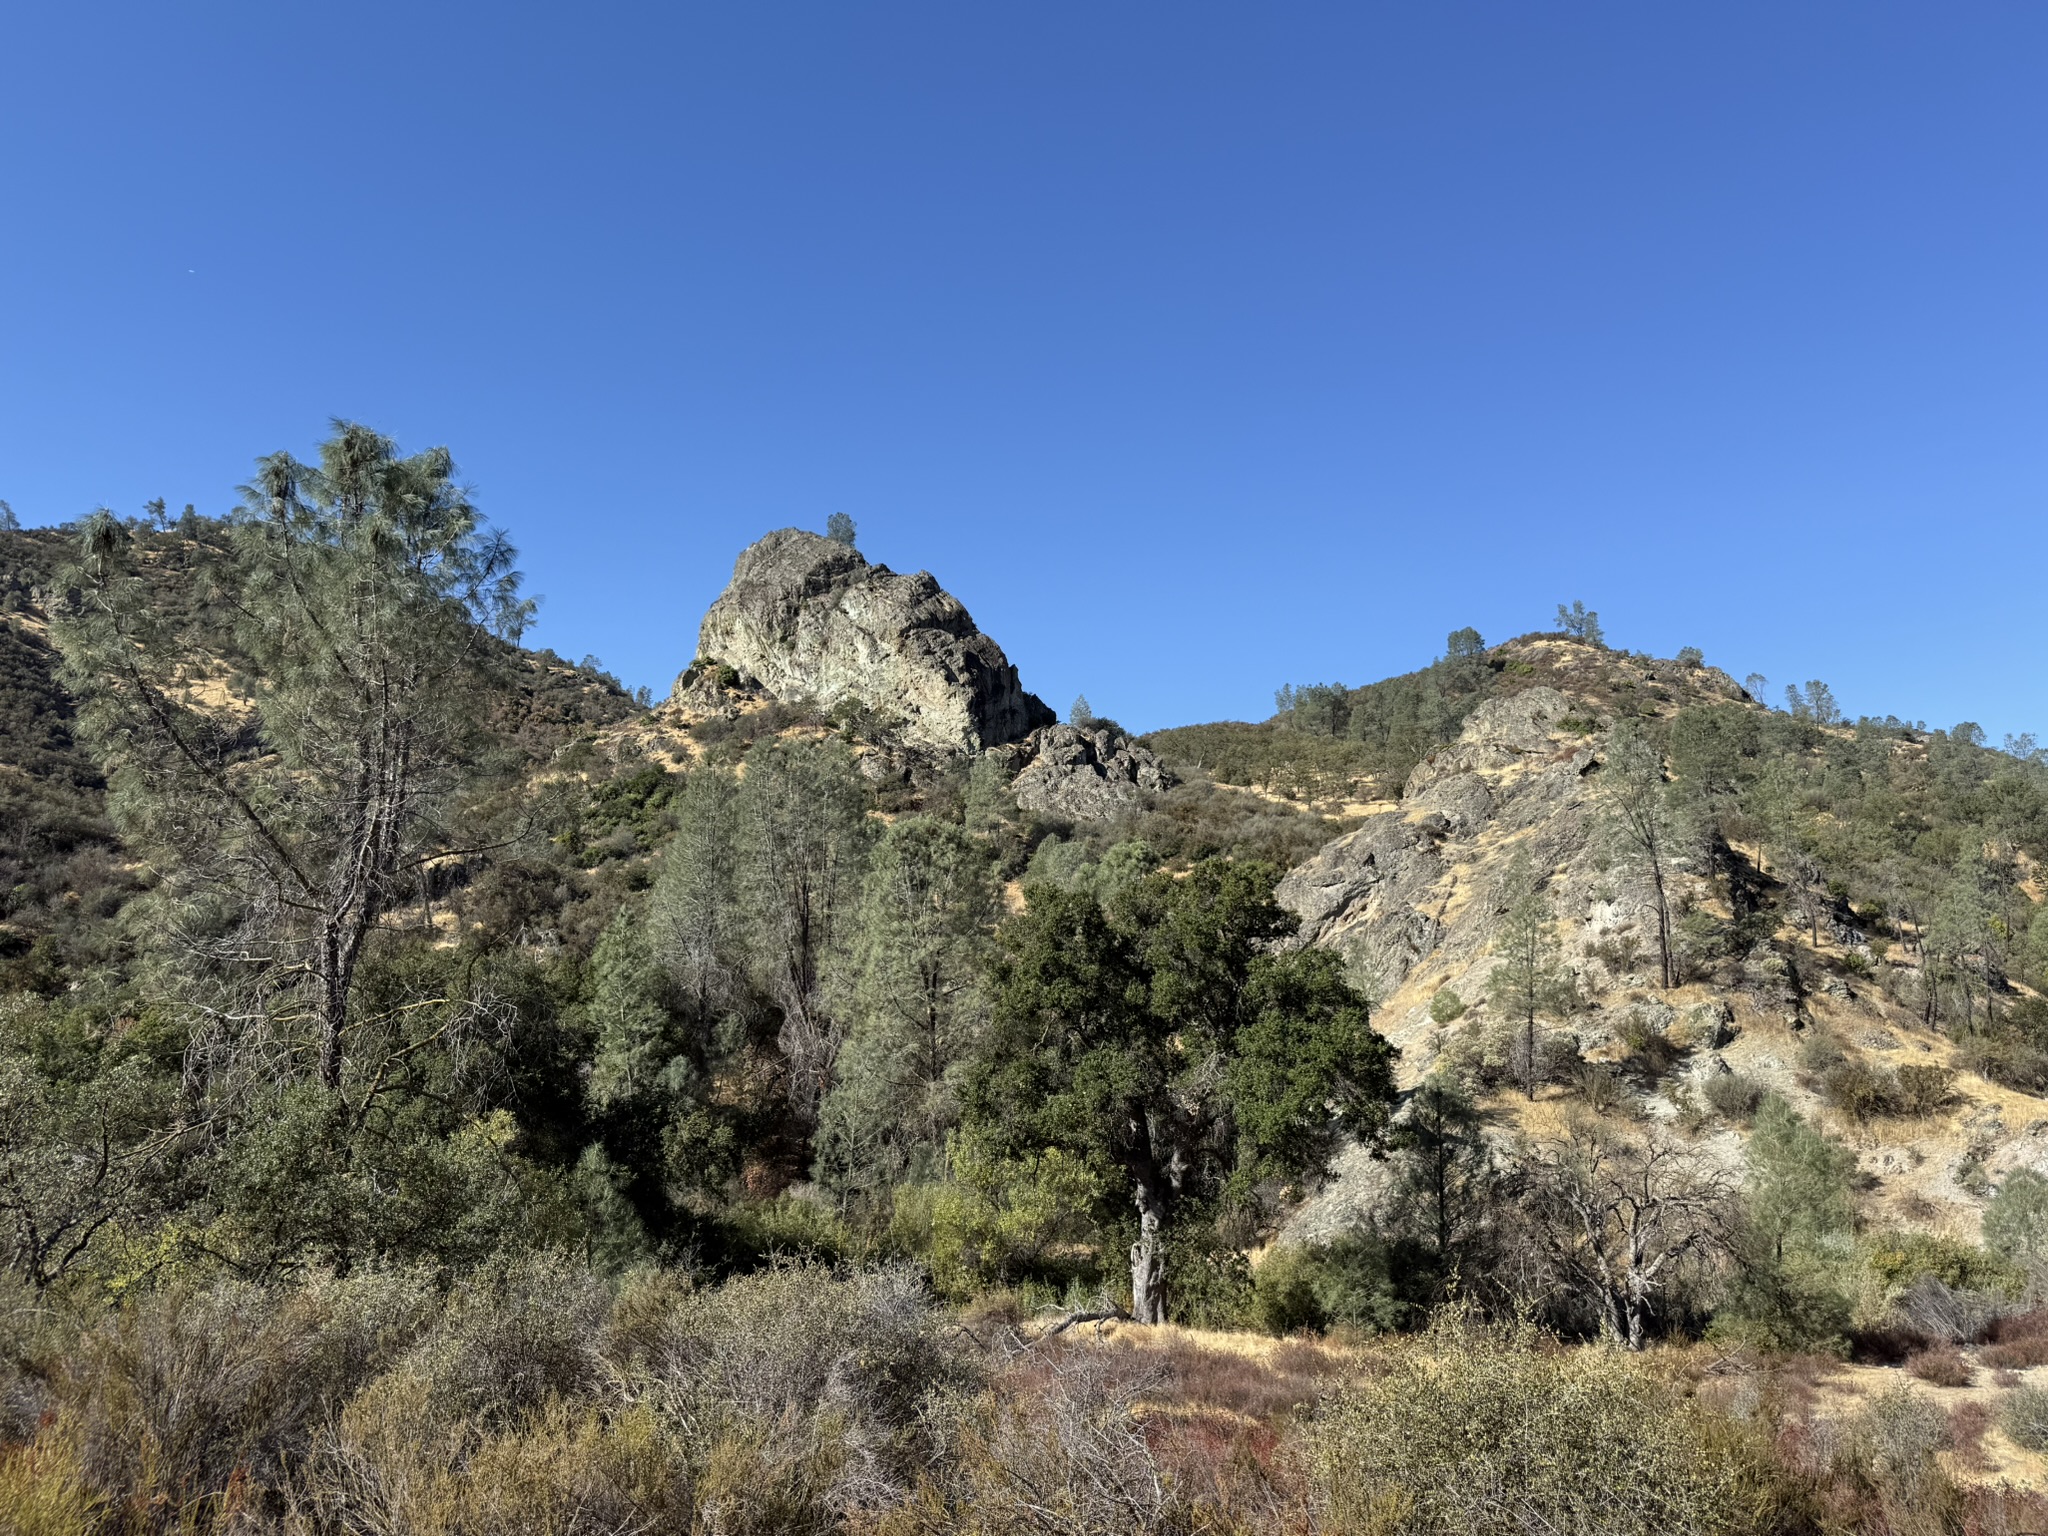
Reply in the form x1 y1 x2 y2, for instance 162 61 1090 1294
1129 1196 1166 1325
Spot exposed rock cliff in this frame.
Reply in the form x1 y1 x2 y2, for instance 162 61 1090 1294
683 530 1053 755
990 723 1177 822
1276 638 2046 1244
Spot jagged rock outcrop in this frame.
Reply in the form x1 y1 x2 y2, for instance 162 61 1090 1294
683 530 1053 755
1275 687 1607 999
991 723 1176 822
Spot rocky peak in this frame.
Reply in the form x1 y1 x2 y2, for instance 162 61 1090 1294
683 529 1054 756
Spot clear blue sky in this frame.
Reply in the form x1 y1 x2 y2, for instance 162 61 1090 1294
4 5 2044 741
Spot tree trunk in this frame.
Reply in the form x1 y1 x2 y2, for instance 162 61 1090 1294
1129 1196 1167 1324
319 936 347 1092
1649 858 1674 990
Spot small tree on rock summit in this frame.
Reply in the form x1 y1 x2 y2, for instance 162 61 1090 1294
1556 600 1605 647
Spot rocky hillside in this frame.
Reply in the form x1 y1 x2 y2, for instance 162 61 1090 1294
1278 636 2048 1244
0 517 642 973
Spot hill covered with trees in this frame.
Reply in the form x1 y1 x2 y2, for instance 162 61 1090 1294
4 431 2048 1533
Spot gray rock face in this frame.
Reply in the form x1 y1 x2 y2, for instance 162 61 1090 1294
994 724 1176 822
687 530 1053 755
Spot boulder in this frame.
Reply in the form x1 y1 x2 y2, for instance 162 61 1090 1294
995 724 1175 822
685 529 1053 755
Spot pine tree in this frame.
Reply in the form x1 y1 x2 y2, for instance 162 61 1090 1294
1600 721 1680 989
1555 600 1605 647
53 423 530 1092
825 512 857 547
1486 852 1572 1098
815 817 997 1198
734 737 871 1120
1388 1075 1493 1287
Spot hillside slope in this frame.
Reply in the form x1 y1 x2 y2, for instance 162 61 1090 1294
1274 635 2048 1243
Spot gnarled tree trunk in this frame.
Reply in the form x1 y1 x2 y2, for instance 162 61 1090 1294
1129 1194 1167 1324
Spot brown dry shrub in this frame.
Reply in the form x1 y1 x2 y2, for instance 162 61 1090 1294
951 1342 1174 1534
624 1261 967 1514
1980 1308 2048 1370
58 1280 335 1530
1947 1401 1993 1470
1905 1346 1974 1388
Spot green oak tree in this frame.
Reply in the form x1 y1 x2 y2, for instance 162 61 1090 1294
961 860 1396 1323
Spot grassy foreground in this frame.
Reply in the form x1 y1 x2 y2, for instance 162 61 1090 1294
4 1258 2047 1536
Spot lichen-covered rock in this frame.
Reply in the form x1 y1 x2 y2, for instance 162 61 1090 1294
994 724 1176 822
1272 684 1614 1001
685 529 1053 755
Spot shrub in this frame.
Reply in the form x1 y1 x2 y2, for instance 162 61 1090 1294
1428 987 1466 1025
1252 1244 1327 1335
1797 1030 1848 1078
1892 1064 1955 1117
1840 1384 1953 1502
1985 1169 2048 1266
1818 1054 1955 1122
1906 1346 1973 1387
1702 1072 1766 1122
1573 1061 1633 1115
722 1193 856 1268
1869 1235 2022 1302
1821 1058 1893 1121
60 1279 336 1521
1980 1308 2048 1369
2002 1385 2048 1453
1585 935 1642 973
1308 1310 1783 1535
319 1386 694 1536
1253 1233 1414 1336
1618 1012 1662 1054
638 1262 967 1509
923 1143 1103 1298
399 1252 611 1428
1959 1032 2048 1093
946 1342 1174 1535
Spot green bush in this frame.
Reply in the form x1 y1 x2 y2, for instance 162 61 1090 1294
1309 1310 1783 1535
1985 1168 2048 1266
1428 987 1466 1025
923 1142 1103 1299
1253 1234 1414 1336
1711 1247 1853 1355
1867 1232 2022 1298
722 1194 856 1268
